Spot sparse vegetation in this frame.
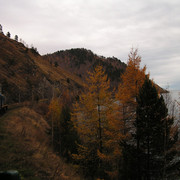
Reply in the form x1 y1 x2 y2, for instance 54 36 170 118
6 31 10 38
0 29 178 180
0 106 81 180
15 35 18 41
0 33 84 103
0 24 3 33
43 48 126 90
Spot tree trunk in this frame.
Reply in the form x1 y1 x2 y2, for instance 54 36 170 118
98 102 102 153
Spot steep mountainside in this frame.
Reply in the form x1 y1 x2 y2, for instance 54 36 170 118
0 106 81 179
0 32 166 102
0 33 83 103
44 49 167 93
43 48 126 89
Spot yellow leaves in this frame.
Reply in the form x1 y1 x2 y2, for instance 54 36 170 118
72 65 117 176
97 145 122 162
97 149 110 161
47 98 62 123
72 55 147 178
93 49 147 179
117 48 146 106
72 65 112 144
72 144 89 161
87 66 111 101
115 48 147 140
114 146 122 157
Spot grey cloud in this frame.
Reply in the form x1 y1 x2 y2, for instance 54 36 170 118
0 0 179 89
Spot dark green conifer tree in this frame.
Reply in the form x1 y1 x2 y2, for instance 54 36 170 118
59 105 79 161
6 32 10 38
15 35 18 41
53 105 79 162
0 24 3 33
134 77 179 179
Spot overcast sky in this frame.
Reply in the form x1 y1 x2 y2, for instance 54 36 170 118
0 0 180 90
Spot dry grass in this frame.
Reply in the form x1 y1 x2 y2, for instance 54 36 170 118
0 106 82 180
0 33 84 103
33 55 84 88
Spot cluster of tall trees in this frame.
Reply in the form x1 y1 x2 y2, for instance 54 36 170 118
71 49 179 179
47 91 79 161
47 49 179 179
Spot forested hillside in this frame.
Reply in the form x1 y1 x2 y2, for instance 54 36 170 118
71 51 180 179
43 48 126 89
0 33 83 103
0 29 178 180
0 32 165 102
0 105 81 180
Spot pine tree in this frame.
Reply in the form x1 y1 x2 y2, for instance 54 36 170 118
97 104 126 179
72 65 113 178
6 32 10 38
0 24 3 33
116 49 146 178
14 35 18 41
58 105 79 161
116 48 146 135
47 98 61 148
134 77 179 179
47 92 79 162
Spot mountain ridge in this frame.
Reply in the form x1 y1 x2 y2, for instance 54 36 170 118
0 33 84 103
0 32 166 103
43 48 126 89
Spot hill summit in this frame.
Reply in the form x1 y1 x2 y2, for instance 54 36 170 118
0 33 84 103
0 32 166 103
0 32 127 103
43 48 126 88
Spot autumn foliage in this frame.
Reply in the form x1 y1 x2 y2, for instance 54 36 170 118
46 49 179 179
116 48 147 106
47 90 79 161
72 65 114 178
71 56 146 178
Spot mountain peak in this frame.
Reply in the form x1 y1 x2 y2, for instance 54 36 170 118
43 48 126 89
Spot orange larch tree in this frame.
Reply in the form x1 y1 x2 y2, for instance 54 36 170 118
98 103 127 179
115 49 147 179
72 65 114 178
97 48 147 178
116 48 147 135
47 98 62 147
